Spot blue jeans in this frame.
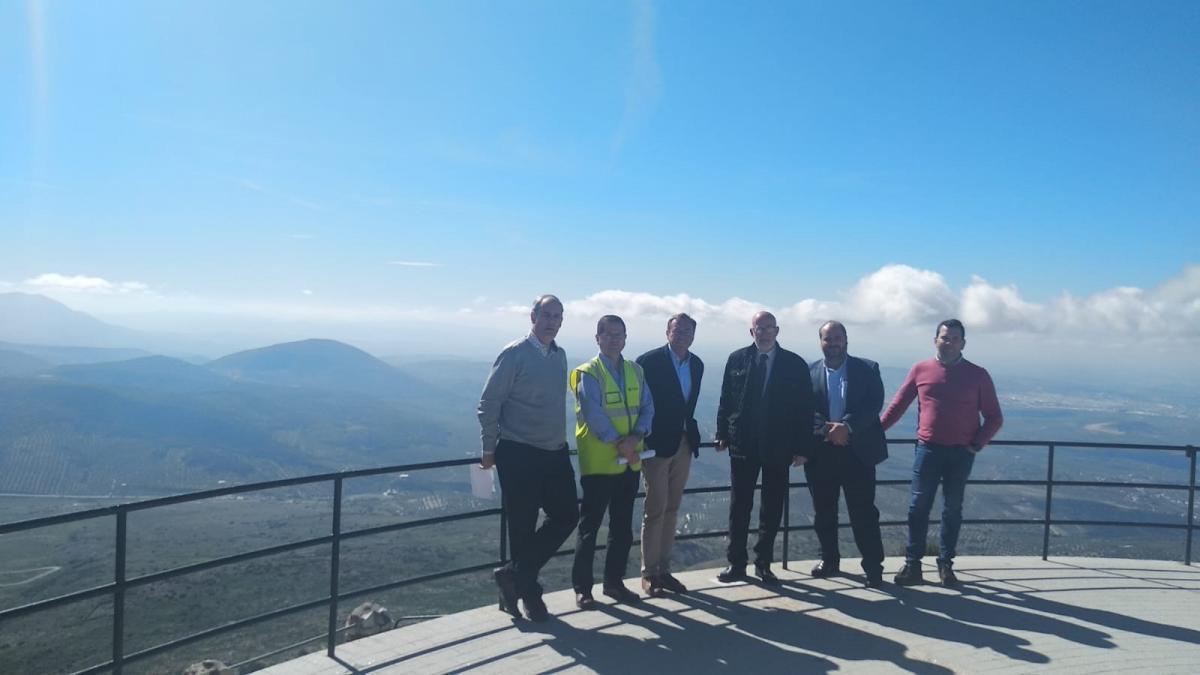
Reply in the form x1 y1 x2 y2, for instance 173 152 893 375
905 442 976 565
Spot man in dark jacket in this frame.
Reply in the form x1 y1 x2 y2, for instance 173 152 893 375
636 313 704 596
806 320 888 588
715 311 816 584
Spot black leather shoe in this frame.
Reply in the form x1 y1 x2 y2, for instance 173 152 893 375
659 573 688 593
523 594 550 622
894 562 924 586
810 560 841 578
864 571 885 589
493 566 520 617
937 561 959 587
575 590 596 610
717 565 747 583
754 563 780 585
602 582 641 604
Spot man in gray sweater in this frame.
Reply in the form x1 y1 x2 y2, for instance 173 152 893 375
478 294 579 621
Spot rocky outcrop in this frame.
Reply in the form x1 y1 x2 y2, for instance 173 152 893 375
344 601 394 641
182 660 232 675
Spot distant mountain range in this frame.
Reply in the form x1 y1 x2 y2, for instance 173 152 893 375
0 341 153 369
0 292 146 348
1 293 1196 497
0 335 481 495
209 338 431 402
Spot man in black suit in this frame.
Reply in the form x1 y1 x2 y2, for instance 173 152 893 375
806 320 887 588
636 313 704 596
715 311 816 584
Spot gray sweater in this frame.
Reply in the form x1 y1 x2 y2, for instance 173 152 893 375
477 336 568 454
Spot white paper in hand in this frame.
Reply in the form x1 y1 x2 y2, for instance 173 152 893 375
470 463 496 499
616 449 658 465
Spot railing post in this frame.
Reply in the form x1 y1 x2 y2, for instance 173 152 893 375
497 491 508 612
1186 447 1196 566
782 483 790 571
499 495 508 565
1042 444 1055 561
326 478 343 657
112 508 127 675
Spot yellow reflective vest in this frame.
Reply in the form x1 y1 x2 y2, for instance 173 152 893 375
570 356 645 475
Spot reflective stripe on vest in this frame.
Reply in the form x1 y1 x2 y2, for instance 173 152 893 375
569 356 644 475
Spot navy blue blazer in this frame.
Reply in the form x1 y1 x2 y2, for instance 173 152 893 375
636 345 703 458
810 355 888 466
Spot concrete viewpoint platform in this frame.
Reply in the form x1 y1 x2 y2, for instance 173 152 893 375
260 557 1200 674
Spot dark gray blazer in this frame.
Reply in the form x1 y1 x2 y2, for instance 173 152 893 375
810 355 888 466
717 344 816 464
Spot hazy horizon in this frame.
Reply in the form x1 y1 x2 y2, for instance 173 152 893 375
3 2 1197 384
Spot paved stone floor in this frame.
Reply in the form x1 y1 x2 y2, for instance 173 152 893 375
259 557 1200 674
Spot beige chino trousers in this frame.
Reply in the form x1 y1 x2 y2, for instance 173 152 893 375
640 435 693 577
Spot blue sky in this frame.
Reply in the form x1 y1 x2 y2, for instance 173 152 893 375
2 1 1197 373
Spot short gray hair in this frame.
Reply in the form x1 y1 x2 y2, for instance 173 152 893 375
531 294 563 318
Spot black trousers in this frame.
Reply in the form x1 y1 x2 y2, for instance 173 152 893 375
727 453 789 566
573 468 640 591
804 444 884 574
495 439 579 599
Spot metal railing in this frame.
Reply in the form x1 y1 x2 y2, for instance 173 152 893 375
0 439 1195 674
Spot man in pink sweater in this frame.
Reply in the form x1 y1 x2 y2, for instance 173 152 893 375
880 319 1003 587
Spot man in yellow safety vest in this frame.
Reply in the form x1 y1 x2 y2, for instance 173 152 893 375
569 314 655 609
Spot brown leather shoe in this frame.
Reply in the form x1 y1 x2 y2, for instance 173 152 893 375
659 573 688 593
641 576 667 598
894 562 924 586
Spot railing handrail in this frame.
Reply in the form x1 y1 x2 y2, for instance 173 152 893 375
0 457 481 536
2 439 1195 536
0 438 1195 674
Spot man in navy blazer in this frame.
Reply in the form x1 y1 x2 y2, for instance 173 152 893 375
806 320 887 588
635 313 704 596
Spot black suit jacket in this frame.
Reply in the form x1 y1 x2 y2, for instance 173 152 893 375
716 344 816 465
636 345 703 458
810 355 888 466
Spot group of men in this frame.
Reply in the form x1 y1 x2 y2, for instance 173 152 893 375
477 294 1003 621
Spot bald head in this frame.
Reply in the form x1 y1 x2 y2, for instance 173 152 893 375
750 311 779 351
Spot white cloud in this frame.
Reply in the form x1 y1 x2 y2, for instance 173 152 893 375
23 273 151 295
778 298 837 325
960 276 1043 332
554 264 1200 342
843 264 957 324
565 290 763 326
1046 266 1200 338
19 265 1195 356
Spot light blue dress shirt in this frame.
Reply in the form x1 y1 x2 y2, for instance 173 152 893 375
825 360 847 423
669 348 691 401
